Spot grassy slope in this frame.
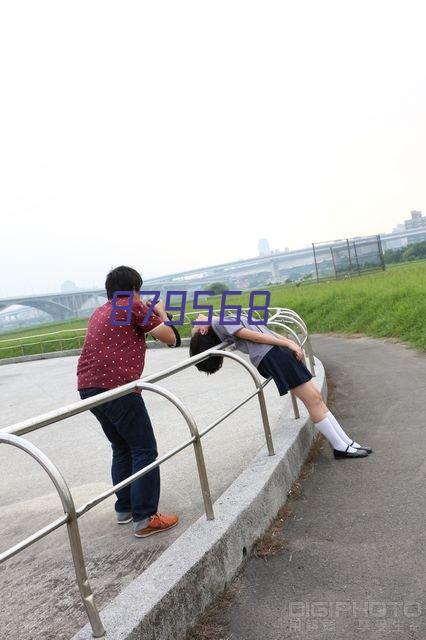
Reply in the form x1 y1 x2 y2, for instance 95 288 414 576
1 261 424 358
268 261 425 349
0 317 88 340
0 318 89 357
186 261 426 350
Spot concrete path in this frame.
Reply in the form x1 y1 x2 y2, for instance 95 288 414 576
203 336 425 640
0 345 298 640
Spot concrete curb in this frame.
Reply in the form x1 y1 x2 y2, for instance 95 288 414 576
0 348 83 365
0 339 191 366
72 358 327 640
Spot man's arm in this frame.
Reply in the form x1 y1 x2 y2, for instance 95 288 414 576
234 327 303 360
147 301 177 346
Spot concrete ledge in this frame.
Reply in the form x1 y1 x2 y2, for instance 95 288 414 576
72 358 326 640
0 339 191 366
0 348 83 365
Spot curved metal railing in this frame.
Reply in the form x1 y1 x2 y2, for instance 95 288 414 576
0 309 316 637
0 307 315 374
269 308 316 374
0 433 105 638
0 328 87 359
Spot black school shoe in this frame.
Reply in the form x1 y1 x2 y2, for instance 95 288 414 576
351 441 373 454
334 445 368 459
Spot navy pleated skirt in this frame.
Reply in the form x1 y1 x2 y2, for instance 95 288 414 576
257 346 313 396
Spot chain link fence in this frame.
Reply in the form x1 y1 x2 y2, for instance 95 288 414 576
312 235 385 281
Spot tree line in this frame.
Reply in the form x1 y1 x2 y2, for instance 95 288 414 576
383 241 426 264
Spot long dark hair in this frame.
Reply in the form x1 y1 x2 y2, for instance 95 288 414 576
189 327 223 374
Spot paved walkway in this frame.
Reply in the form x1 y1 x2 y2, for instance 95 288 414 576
204 336 425 640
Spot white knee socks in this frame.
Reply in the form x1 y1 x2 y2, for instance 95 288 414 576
313 414 358 452
314 416 350 451
327 411 361 448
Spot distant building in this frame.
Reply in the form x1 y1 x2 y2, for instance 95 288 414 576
383 211 426 250
404 210 426 244
258 238 271 256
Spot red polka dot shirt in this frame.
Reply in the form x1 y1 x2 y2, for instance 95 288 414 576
77 299 162 391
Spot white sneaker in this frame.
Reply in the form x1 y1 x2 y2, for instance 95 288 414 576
116 512 132 524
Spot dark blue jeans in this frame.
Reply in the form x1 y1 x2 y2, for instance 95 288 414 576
79 388 160 523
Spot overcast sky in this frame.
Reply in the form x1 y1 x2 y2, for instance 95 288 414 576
1 1 425 297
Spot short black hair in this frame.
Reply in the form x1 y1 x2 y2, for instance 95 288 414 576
105 266 143 300
189 327 223 374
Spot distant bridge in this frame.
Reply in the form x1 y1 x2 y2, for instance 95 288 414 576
0 250 313 323
1 227 423 324
0 290 107 322
145 245 314 288
146 228 425 289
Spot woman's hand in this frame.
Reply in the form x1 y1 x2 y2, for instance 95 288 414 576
286 341 304 361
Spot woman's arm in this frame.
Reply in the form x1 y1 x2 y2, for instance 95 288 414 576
234 327 304 360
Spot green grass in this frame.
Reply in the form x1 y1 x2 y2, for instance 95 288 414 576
0 317 88 339
0 318 88 359
1 261 424 359
205 261 425 350
273 261 425 349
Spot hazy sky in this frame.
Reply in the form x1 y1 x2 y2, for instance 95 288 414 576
1 1 425 297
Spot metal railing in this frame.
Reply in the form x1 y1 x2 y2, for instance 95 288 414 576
0 310 314 637
0 329 86 358
268 308 316 375
0 307 315 365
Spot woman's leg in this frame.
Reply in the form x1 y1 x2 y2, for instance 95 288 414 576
291 380 328 423
291 381 360 452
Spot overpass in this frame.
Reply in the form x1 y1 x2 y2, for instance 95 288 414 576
144 227 425 290
379 226 426 249
0 249 311 325
0 289 106 322
0 227 423 323
145 245 315 288
0 249 314 323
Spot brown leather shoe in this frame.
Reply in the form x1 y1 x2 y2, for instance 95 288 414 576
134 512 179 538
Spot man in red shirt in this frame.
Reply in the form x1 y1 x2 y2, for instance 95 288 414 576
77 266 179 538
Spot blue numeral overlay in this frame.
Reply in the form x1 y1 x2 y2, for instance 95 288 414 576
191 290 214 325
247 290 271 325
111 291 134 326
139 290 161 326
219 291 242 325
164 290 187 325
109 289 270 327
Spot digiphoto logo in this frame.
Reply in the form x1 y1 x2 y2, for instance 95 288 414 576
287 600 423 633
